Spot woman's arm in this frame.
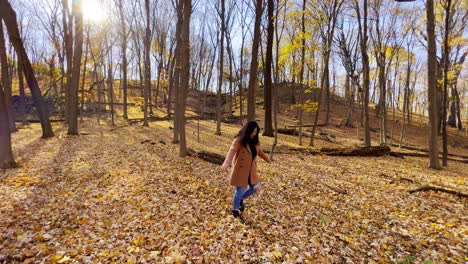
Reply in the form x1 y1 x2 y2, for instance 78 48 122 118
258 145 271 163
221 137 240 170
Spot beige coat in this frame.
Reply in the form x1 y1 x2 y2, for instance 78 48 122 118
222 136 270 189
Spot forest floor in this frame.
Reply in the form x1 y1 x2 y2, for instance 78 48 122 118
1 105 467 263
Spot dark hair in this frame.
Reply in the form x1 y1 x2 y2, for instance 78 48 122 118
236 121 260 147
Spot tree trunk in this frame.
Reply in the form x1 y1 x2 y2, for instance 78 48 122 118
441 0 451 166
178 0 191 157
17 53 27 125
400 49 411 148
167 46 176 119
426 0 441 169
270 77 278 161
172 3 183 144
298 0 306 146
345 75 354 128
378 54 387 146
247 0 263 121
62 0 72 123
225 29 233 118
155 32 166 110
67 1 83 135
263 0 274 137
80 27 89 122
0 0 53 138
0 20 16 132
239 30 245 118
454 86 462 130
0 82 15 168
447 87 457 127
355 0 370 146
216 0 225 135
108 44 115 126
143 0 151 126
274 1 285 114
97 49 103 124
118 0 128 119
324 62 330 125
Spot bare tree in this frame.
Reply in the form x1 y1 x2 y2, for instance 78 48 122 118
215 0 225 135
309 0 344 146
426 0 441 169
354 0 371 146
263 0 274 137
246 0 263 121
67 0 83 135
116 0 129 119
236 0 252 118
178 0 192 157
298 0 306 146
143 0 152 126
336 16 360 128
62 0 73 122
441 0 452 166
369 0 400 146
80 25 90 122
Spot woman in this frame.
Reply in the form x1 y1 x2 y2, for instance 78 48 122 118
221 121 271 221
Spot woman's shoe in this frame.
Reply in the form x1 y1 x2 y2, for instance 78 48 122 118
232 210 244 222
239 200 245 212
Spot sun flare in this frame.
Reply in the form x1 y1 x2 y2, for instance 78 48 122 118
82 0 106 23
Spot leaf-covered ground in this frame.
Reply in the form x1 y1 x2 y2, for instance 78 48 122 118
1 119 467 263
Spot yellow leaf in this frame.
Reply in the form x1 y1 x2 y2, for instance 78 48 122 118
127 256 137 264
79 218 89 225
344 236 353 243
98 249 109 257
133 234 145 247
52 254 63 262
445 222 455 228
57 256 71 263
273 251 282 259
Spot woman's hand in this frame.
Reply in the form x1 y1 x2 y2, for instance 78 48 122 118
220 163 231 172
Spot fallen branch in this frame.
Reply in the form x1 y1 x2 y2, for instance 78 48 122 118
409 186 468 198
188 149 225 165
389 152 405 158
276 128 296 135
15 119 64 123
321 146 391 157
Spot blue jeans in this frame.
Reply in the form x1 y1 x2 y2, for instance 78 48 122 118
233 183 260 211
